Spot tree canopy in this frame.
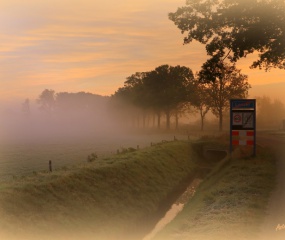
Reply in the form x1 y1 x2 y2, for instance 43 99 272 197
198 62 250 131
112 65 195 129
169 0 285 70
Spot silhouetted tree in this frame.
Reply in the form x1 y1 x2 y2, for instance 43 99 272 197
113 65 195 130
37 89 56 114
169 0 285 70
112 72 149 128
22 98 31 117
145 65 194 129
191 81 211 131
198 61 250 131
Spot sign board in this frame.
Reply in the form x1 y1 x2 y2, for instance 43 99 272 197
230 99 256 157
232 112 242 125
231 100 255 109
243 112 254 128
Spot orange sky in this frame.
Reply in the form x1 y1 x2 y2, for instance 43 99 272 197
0 0 284 104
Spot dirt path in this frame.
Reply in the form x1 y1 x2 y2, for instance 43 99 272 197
257 133 285 240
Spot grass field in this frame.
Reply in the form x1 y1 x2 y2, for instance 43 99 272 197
0 133 188 181
0 139 202 240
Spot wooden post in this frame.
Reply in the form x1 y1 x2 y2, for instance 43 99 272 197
49 160 52 172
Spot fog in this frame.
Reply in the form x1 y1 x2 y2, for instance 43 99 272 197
0 95 120 144
0 91 191 180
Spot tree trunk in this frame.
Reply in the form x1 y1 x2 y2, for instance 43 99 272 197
219 109 223 131
175 111 179 130
166 110 170 130
200 111 204 131
142 110 146 129
137 113 140 128
157 112 161 129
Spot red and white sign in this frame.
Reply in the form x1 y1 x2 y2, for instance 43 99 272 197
231 130 254 146
232 112 242 125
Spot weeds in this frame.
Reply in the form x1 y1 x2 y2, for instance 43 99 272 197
87 152 98 162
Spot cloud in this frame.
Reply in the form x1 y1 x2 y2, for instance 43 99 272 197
0 0 284 103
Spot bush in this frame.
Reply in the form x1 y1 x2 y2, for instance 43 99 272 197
87 153 98 162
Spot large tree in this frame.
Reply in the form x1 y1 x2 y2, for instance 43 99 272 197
169 0 285 70
112 72 150 128
144 65 194 129
198 61 250 131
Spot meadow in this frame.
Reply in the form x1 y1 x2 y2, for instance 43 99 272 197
0 133 188 181
0 138 200 240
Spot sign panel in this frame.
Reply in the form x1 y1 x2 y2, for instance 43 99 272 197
230 99 256 157
243 112 254 128
232 112 243 125
231 99 255 109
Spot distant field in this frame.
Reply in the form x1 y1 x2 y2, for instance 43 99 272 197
0 133 190 181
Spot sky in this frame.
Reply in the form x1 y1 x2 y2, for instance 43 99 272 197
0 0 285 104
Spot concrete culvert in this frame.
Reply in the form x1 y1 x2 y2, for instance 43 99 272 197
203 149 228 162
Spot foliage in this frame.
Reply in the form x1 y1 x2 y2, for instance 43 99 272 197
112 64 195 129
191 80 212 131
87 152 98 162
56 91 108 112
198 62 250 131
36 89 56 114
118 147 137 154
169 0 285 70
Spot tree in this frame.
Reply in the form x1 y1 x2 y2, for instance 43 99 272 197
112 72 150 128
191 81 211 131
112 65 195 130
198 61 250 131
144 65 194 129
169 0 285 70
22 98 31 117
37 89 56 114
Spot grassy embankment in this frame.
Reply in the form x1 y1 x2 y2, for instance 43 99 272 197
153 139 276 240
0 139 204 240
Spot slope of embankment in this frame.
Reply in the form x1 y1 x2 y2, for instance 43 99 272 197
153 141 276 240
0 140 202 240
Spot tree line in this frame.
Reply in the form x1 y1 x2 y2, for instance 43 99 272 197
112 62 250 131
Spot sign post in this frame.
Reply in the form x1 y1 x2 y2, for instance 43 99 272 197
230 99 256 157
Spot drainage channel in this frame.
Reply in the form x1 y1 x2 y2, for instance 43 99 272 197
142 178 202 240
142 149 228 240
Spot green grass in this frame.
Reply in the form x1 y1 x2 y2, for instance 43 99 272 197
0 140 201 240
153 144 276 240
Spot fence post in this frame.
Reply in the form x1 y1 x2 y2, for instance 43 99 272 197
49 160 52 172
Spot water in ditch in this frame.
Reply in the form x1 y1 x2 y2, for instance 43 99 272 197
142 178 202 240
